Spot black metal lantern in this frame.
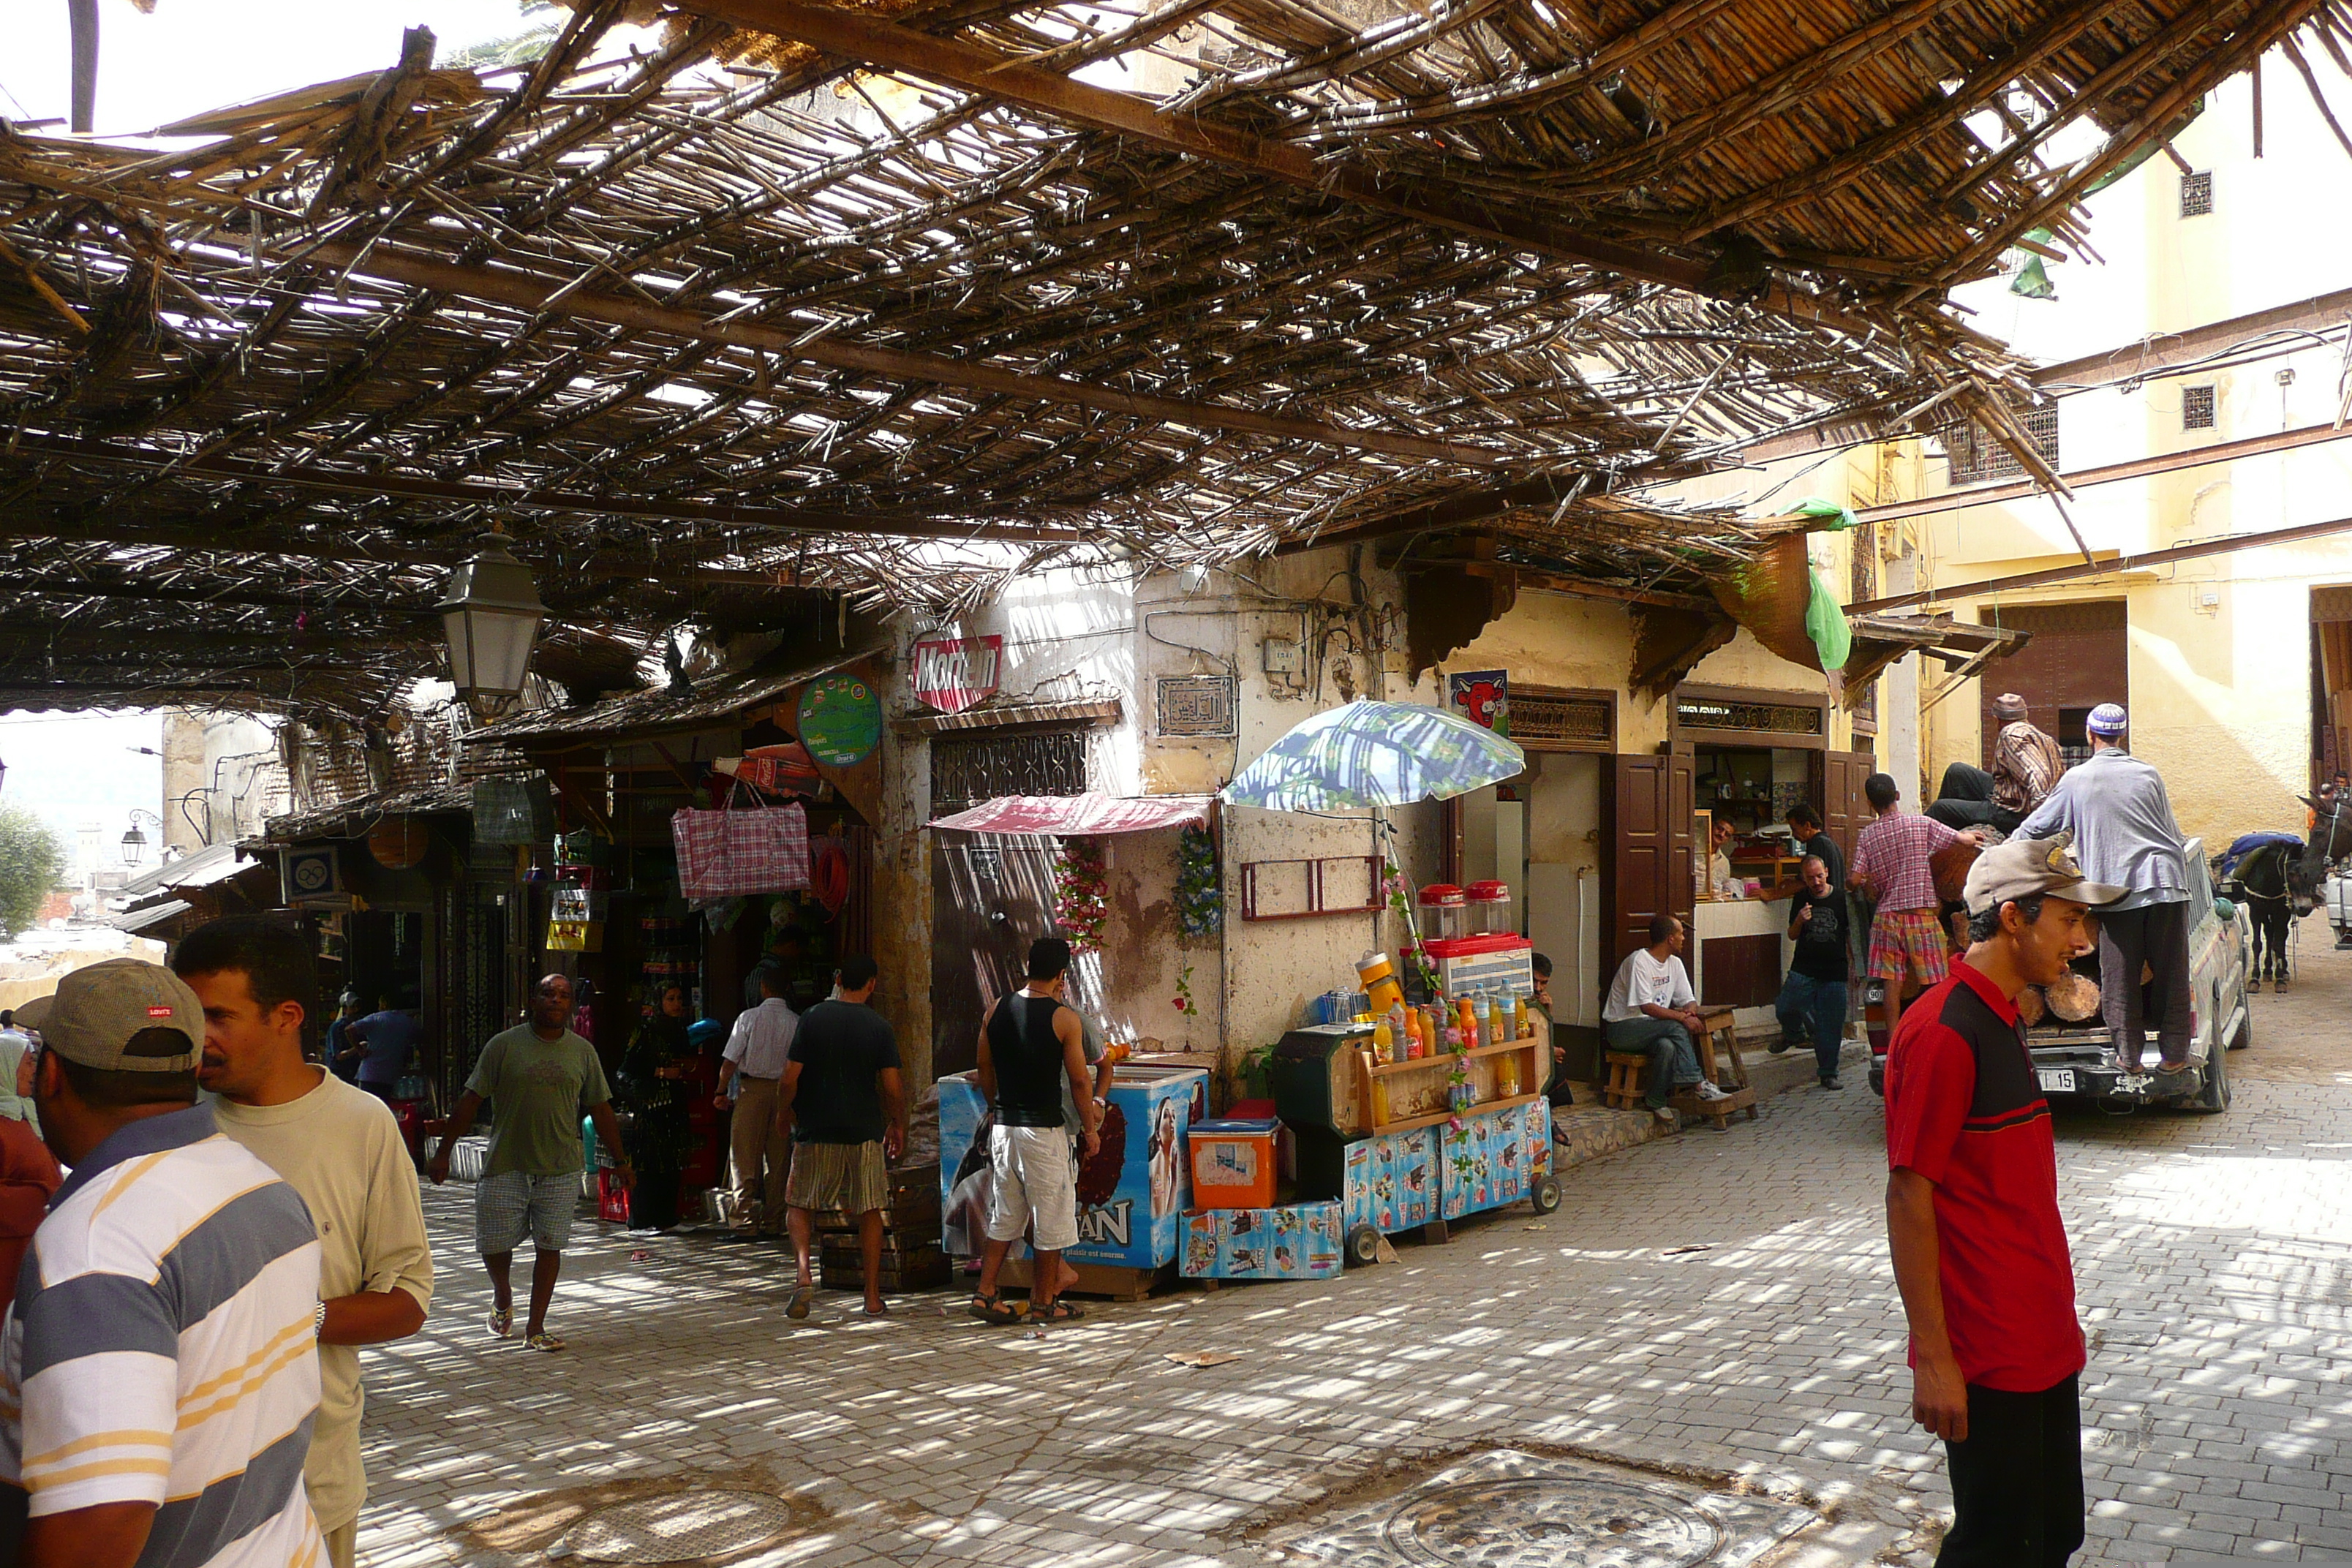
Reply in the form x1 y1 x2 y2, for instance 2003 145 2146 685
121 823 147 865
436 532 545 719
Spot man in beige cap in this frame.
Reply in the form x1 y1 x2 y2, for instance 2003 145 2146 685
1926 693 2063 835
0 960 325 1568
1882 834 2119 1566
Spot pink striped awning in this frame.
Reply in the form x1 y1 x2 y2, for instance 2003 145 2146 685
927 791 1215 836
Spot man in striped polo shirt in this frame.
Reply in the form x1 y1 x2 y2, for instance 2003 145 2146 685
0 960 324 1568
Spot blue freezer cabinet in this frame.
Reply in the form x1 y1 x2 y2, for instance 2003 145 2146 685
1331 1097 1558 1266
938 1063 1210 1270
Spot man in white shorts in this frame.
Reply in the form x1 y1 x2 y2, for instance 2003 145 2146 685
968 938 1101 1326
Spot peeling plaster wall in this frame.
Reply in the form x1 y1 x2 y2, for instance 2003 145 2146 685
872 548 1444 1088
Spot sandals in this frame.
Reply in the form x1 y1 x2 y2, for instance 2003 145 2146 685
524 1332 565 1353
787 1284 816 1320
1030 1298 1085 1324
967 1291 1027 1326
488 1306 513 1339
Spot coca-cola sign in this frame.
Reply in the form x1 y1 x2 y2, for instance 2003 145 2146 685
911 634 1003 715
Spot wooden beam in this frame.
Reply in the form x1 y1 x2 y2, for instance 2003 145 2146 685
2031 284 2352 390
671 0 1873 337
1850 511 2352 614
10 430 1077 544
0 508 860 589
1277 473 1589 553
1807 418 2352 529
303 241 1517 470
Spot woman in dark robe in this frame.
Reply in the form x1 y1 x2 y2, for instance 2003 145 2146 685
616 984 695 1231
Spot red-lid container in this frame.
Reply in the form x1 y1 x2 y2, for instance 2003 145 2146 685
1417 883 1466 907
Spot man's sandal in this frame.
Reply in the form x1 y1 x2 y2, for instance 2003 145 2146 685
488 1306 513 1339
1030 1298 1085 1324
524 1332 565 1353
968 1292 1026 1326
788 1284 816 1320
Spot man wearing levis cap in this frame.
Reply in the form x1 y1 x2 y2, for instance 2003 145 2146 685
1883 833 2121 1566
0 960 325 1568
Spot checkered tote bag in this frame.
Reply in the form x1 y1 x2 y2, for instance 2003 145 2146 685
671 791 811 900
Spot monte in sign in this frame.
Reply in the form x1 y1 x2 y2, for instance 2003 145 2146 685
911 635 1004 715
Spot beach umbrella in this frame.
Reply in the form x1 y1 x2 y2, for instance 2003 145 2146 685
1220 700 1524 813
1221 701 1525 971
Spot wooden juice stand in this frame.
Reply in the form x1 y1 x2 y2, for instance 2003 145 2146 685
1270 1014 1560 1264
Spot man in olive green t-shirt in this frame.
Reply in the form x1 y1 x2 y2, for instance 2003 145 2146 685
429 975 630 1352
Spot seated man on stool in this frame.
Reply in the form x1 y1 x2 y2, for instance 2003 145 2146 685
1601 915 1731 1126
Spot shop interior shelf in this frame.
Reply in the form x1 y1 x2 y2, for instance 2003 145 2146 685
1365 1090 1544 1139
1365 1036 1542 1077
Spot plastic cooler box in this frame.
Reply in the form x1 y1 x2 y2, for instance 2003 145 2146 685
1419 932 1534 998
1188 1117 1279 1210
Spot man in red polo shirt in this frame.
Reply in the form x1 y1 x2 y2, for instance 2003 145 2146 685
1884 831 2121 1567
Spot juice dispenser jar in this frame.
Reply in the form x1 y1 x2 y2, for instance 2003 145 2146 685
1465 881 1513 936
1417 883 1471 943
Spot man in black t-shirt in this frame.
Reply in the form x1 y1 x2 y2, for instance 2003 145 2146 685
1785 802 1845 894
1772 854 1852 1088
773 955 902 1320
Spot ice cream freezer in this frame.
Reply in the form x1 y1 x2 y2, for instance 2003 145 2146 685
937 1063 1210 1270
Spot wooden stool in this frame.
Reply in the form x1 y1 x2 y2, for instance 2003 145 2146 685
1602 1052 1650 1109
1671 1007 1760 1131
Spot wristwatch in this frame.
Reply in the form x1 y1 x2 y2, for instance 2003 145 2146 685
314 1303 327 1339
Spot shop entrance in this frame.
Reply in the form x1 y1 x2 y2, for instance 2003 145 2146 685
927 720 1093 1078
2311 587 2352 786
346 908 424 1014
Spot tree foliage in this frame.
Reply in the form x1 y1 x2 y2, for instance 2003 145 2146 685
0 805 66 940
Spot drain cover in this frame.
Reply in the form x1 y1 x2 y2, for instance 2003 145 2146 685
551 1490 800 1564
1386 1474 1722 1567
1270 1450 1814 1567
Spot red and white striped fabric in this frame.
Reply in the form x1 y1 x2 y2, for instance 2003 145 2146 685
672 798 810 900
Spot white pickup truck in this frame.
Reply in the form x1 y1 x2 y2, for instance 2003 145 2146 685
2019 839 2250 1114
1866 838 2250 1112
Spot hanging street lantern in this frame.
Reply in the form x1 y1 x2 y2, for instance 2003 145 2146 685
437 531 546 720
121 823 148 866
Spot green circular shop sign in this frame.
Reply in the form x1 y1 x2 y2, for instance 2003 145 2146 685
799 674 880 766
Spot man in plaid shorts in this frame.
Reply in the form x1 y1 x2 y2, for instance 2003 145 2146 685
1851 773 1984 1044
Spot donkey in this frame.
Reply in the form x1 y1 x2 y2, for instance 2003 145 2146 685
2231 843 2304 990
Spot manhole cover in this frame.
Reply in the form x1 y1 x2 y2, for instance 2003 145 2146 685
1385 1475 1722 1567
551 1490 800 1564
1268 1450 1814 1567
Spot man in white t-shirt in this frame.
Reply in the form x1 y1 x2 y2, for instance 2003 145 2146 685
1601 915 1727 1125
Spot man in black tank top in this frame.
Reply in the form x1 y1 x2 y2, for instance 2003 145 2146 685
970 938 1101 1325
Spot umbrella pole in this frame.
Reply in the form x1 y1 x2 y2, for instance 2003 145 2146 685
1375 813 1436 996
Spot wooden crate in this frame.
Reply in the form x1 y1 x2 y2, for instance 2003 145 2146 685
813 1161 941 1235
818 1236 952 1293
998 1257 1172 1303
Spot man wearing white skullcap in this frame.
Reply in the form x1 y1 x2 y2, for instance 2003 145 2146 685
2014 704 2195 1075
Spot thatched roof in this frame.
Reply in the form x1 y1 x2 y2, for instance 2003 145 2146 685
0 0 2336 715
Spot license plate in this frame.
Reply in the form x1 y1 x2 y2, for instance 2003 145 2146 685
2037 1069 2077 1093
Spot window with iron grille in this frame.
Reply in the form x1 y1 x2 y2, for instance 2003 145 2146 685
1509 690 1613 750
2182 384 2216 430
1849 531 1880 735
1942 404 2059 483
2179 170 2213 218
930 725 1088 815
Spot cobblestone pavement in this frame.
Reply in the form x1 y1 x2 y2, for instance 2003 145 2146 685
357 936 2352 1567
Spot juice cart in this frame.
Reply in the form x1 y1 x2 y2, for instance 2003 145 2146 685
1270 1016 1559 1267
938 1062 1210 1289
